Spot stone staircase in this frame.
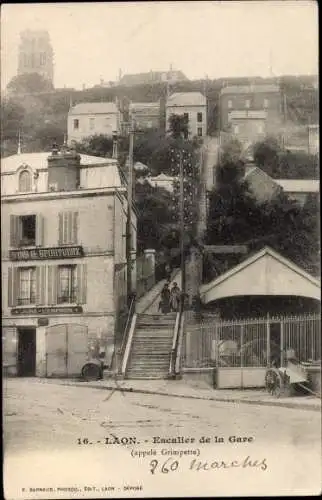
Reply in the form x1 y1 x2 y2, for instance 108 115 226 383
126 313 177 379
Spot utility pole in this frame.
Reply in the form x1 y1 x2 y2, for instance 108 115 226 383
126 120 134 306
179 148 186 310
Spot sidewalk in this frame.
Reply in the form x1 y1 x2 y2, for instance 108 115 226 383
49 375 321 412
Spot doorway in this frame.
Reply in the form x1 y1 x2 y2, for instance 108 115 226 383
17 328 36 376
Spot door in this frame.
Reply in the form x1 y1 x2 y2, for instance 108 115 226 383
46 324 68 377
67 324 88 376
46 323 88 377
17 328 36 376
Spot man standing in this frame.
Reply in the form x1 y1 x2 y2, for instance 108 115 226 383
170 282 181 312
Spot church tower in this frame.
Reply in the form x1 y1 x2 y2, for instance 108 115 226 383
18 30 54 84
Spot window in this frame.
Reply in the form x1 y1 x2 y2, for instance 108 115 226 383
245 100 251 109
258 123 264 134
73 119 79 130
183 112 189 122
18 215 36 247
10 214 44 248
105 117 111 128
197 127 203 137
58 266 77 304
18 267 36 305
197 112 203 122
264 98 269 109
228 100 233 109
58 211 79 245
233 124 239 134
89 118 95 130
19 170 32 192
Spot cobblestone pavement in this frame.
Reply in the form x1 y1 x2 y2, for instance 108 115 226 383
3 378 321 498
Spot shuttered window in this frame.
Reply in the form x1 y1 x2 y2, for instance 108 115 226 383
36 266 46 305
17 267 36 305
57 265 77 303
77 263 87 304
47 263 87 305
58 211 79 245
7 267 19 307
10 214 44 248
47 265 58 306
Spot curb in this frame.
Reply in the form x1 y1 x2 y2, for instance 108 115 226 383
58 381 321 412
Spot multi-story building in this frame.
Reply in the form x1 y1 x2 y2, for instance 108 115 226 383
220 84 282 144
119 69 188 87
166 92 207 138
18 30 54 84
129 102 160 130
67 102 122 144
1 145 136 378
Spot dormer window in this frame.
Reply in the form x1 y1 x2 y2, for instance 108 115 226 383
19 170 32 192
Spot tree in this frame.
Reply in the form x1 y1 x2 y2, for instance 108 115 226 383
168 113 189 139
7 73 54 95
253 137 319 179
1 99 25 141
134 181 175 253
253 136 281 173
205 158 319 279
75 134 114 157
220 138 244 165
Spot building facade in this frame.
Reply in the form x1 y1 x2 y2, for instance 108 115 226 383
1 147 136 378
18 30 54 83
129 102 160 130
119 69 188 86
67 102 122 144
166 92 207 137
220 84 282 144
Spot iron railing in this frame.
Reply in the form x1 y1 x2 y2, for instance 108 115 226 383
118 294 136 372
183 313 321 369
169 312 181 377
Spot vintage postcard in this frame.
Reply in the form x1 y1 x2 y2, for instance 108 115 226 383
2 1 320 498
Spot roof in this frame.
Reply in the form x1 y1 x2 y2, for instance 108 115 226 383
221 84 280 95
275 179 319 193
120 70 187 86
200 246 320 304
166 92 206 107
69 102 118 115
129 102 160 110
1 152 116 174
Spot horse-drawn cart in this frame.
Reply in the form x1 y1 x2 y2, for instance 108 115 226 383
265 349 312 397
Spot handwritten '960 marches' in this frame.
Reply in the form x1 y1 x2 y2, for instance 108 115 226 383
149 456 268 474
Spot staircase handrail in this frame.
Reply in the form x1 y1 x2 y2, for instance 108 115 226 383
118 295 136 360
175 311 185 376
121 313 137 376
169 312 181 377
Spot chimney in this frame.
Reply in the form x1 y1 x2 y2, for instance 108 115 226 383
47 142 81 191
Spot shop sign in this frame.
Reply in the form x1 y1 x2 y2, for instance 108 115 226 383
38 318 49 326
9 246 84 261
11 306 83 315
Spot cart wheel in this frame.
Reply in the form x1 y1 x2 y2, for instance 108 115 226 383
81 362 102 381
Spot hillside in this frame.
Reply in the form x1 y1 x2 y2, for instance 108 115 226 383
1 74 318 156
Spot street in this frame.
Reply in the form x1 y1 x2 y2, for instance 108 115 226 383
3 378 321 498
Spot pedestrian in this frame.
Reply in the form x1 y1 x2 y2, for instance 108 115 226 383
165 262 172 282
160 282 171 314
170 282 181 312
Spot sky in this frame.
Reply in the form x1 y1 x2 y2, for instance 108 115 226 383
1 1 318 90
